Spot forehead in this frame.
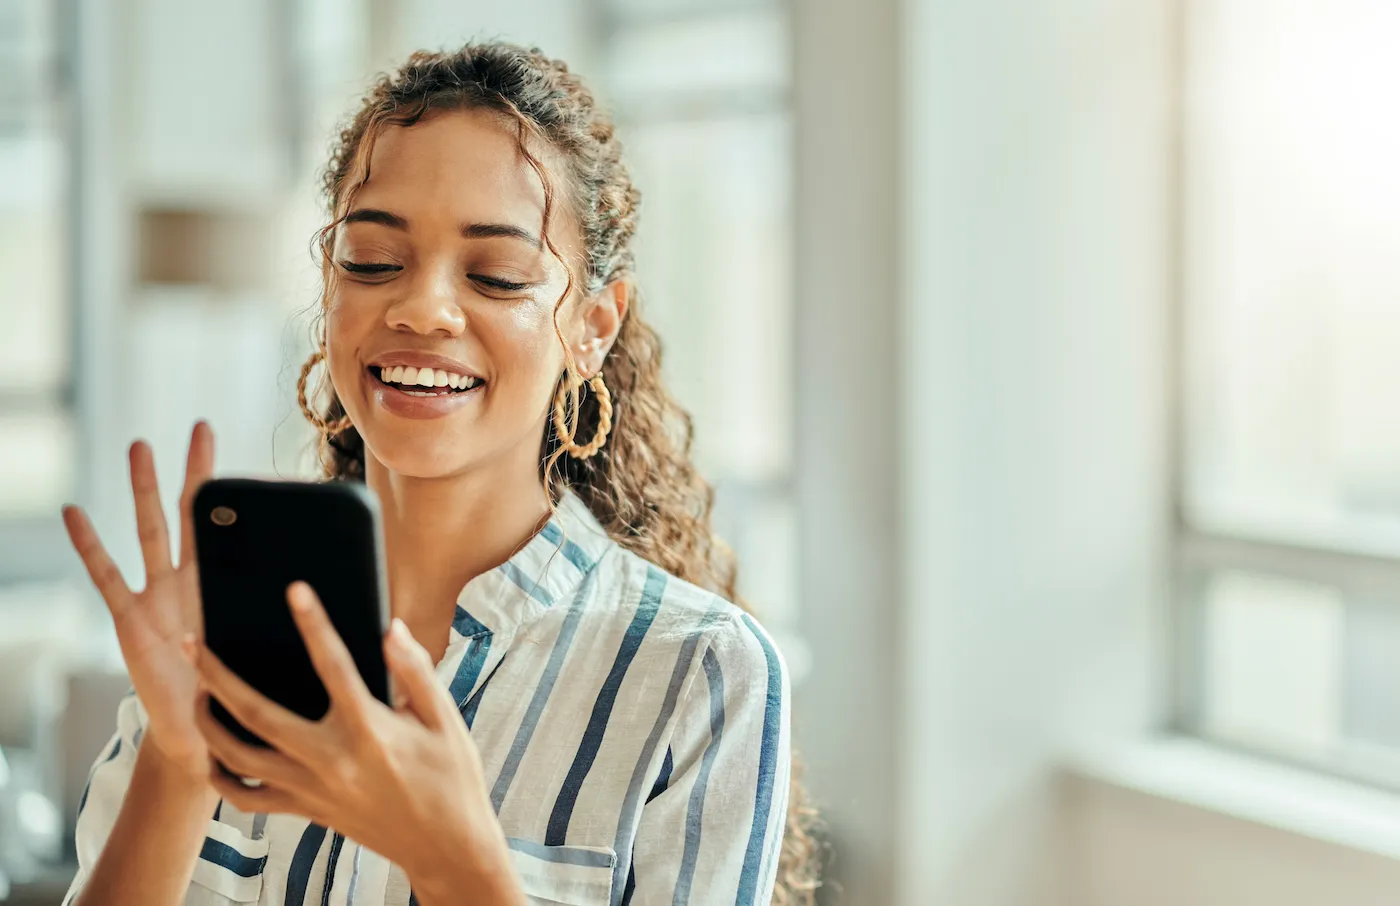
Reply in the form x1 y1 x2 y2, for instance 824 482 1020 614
352 107 571 238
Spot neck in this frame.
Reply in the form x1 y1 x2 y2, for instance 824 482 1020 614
365 447 552 661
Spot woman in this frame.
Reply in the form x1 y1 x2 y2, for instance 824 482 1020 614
59 40 819 906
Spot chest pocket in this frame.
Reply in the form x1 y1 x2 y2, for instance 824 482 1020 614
189 820 269 902
506 838 617 906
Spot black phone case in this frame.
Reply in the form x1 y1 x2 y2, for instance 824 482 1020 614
193 478 392 748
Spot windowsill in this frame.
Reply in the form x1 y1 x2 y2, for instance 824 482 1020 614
1065 735 1400 863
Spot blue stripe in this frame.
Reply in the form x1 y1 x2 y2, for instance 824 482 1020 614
212 799 222 822
490 570 597 812
198 837 268 878
76 736 122 818
345 844 364 904
611 608 718 905
463 691 484 730
462 653 507 730
546 567 666 846
735 614 784 906
622 866 637 906
499 560 554 607
674 649 727 906
540 520 595 573
284 823 329 906
448 633 493 708
507 837 616 868
560 538 594 573
452 604 491 637
647 747 674 803
320 832 346 906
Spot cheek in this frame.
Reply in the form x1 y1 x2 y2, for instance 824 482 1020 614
324 294 375 394
483 299 567 397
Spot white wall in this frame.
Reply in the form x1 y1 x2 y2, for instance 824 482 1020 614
894 0 1174 903
791 0 903 902
793 0 1174 901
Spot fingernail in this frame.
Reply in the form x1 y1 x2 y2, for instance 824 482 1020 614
180 633 198 662
288 583 310 612
391 617 411 644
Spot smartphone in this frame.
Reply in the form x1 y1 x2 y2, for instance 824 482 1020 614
193 478 392 748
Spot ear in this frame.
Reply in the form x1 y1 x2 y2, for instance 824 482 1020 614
573 279 630 378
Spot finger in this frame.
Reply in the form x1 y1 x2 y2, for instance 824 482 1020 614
186 637 312 757
195 691 305 789
207 766 300 817
61 505 135 615
129 441 174 584
287 582 372 721
177 421 215 570
384 618 454 731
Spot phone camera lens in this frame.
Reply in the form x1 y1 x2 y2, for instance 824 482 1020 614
210 506 237 526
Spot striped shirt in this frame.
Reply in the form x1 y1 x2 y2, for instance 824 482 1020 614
64 490 791 906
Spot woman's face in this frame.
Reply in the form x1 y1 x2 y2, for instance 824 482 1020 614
325 108 620 481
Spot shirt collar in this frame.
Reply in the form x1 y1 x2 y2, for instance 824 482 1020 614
450 489 614 640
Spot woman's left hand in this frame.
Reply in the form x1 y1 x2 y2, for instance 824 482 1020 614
184 582 524 906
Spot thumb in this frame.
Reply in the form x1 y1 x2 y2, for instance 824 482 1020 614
385 619 453 730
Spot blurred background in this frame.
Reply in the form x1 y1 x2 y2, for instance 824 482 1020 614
3 0 1400 903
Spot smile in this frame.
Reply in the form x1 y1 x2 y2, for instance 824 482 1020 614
370 365 484 396
366 360 486 420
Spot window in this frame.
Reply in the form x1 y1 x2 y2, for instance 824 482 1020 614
0 0 76 582
1177 0 1400 782
596 0 804 667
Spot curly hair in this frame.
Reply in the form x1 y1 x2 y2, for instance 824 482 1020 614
301 40 824 906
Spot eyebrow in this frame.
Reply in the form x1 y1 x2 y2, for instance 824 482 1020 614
344 208 540 248
462 222 541 248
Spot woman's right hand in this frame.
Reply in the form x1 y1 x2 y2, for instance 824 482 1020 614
62 422 215 781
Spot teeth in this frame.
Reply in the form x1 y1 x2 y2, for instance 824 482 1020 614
377 365 480 391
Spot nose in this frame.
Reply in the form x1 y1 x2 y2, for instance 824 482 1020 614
384 263 467 337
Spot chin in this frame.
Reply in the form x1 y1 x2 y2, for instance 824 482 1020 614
361 413 540 483
358 431 476 480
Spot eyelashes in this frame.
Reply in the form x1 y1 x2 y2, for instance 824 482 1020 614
336 260 530 292
339 262 400 276
473 275 529 292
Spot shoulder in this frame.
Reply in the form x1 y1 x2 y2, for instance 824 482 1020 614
591 546 788 688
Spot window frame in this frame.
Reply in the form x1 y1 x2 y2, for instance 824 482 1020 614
1169 0 1400 791
0 0 82 584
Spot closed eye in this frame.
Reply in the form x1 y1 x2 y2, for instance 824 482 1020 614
472 275 530 292
338 261 401 276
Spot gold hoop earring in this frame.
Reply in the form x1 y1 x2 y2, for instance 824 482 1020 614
552 372 613 459
297 349 352 436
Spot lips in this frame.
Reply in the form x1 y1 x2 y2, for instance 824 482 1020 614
365 358 485 420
